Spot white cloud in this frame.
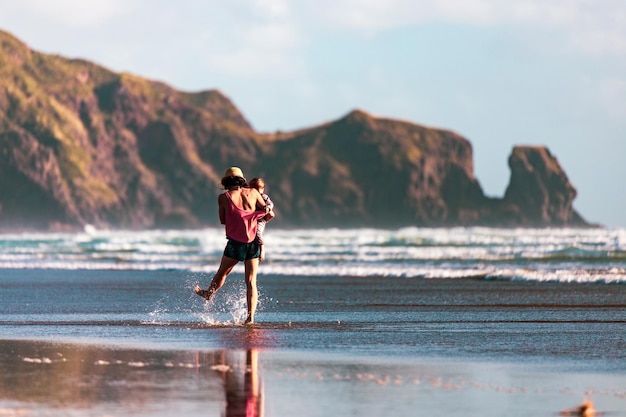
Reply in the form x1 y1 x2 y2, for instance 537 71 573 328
4 0 622 82
244 22 302 51
302 0 626 56
209 47 302 78
307 0 611 28
252 0 292 19
207 20 305 77
2 0 132 27
569 5 626 56
573 28 626 56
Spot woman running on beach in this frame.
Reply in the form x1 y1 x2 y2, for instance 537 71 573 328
194 167 274 324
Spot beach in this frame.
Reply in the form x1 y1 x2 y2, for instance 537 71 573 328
1 228 625 416
2 339 625 417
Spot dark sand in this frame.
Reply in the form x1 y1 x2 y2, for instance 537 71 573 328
1 270 625 416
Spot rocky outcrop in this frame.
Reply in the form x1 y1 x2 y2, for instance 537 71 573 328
258 110 486 227
500 146 587 226
0 30 590 230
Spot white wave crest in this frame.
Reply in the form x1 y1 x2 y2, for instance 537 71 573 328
1 227 625 284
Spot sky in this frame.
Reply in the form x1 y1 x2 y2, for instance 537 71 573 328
1 0 624 227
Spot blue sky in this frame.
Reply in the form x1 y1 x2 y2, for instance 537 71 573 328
1 0 624 227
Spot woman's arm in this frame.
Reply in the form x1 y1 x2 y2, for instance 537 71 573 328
218 193 227 224
248 188 275 221
264 209 275 222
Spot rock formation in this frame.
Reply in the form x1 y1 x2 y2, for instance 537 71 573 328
0 30 589 230
258 109 487 227
501 146 586 226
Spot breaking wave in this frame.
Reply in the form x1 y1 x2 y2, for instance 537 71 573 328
0 226 625 284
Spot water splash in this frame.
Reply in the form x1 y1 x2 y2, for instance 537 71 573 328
190 284 249 325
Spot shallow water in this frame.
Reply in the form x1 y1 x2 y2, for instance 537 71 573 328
1 227 626 416
1 269 625 367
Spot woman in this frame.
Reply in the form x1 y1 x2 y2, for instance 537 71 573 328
194 167 275 324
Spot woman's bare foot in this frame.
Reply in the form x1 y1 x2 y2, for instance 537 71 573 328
194 285 214 301
245 315 254 325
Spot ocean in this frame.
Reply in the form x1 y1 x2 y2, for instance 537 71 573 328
1 226 625 282
1 227 625 416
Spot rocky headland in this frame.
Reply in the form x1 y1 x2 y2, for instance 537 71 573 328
0 30 590 230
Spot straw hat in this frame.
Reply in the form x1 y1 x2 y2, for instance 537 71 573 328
222 166 245 180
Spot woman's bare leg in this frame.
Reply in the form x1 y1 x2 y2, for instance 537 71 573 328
195 255 238 301
244 258 259 323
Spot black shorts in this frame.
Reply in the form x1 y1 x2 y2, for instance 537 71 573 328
223 238 260 261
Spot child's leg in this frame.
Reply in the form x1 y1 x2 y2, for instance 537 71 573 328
256 221 266 261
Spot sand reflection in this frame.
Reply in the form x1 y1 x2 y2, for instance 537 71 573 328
0 339 264 417
205 349 264 417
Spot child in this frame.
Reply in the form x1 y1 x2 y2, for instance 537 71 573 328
248 177 274 261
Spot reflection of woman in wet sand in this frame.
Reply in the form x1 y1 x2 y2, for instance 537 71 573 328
205 349 263 417
225 350 263 417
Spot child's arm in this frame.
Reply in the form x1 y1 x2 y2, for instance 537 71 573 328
262 194 275 221
263 194 275 211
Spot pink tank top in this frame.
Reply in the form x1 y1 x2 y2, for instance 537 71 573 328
224 191 266 243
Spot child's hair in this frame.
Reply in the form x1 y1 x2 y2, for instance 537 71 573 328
249 177 265 190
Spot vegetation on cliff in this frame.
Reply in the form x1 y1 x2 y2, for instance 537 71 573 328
0 30 589 230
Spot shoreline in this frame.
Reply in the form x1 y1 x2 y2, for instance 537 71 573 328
2 260 625 416
2 324 626 374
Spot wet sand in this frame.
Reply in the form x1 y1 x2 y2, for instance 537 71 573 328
1 269 625 416
1 338 625 417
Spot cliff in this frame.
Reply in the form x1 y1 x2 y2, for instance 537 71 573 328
257 110 486 227
500 146 587 226
0 30 589 230
0 30 257 229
